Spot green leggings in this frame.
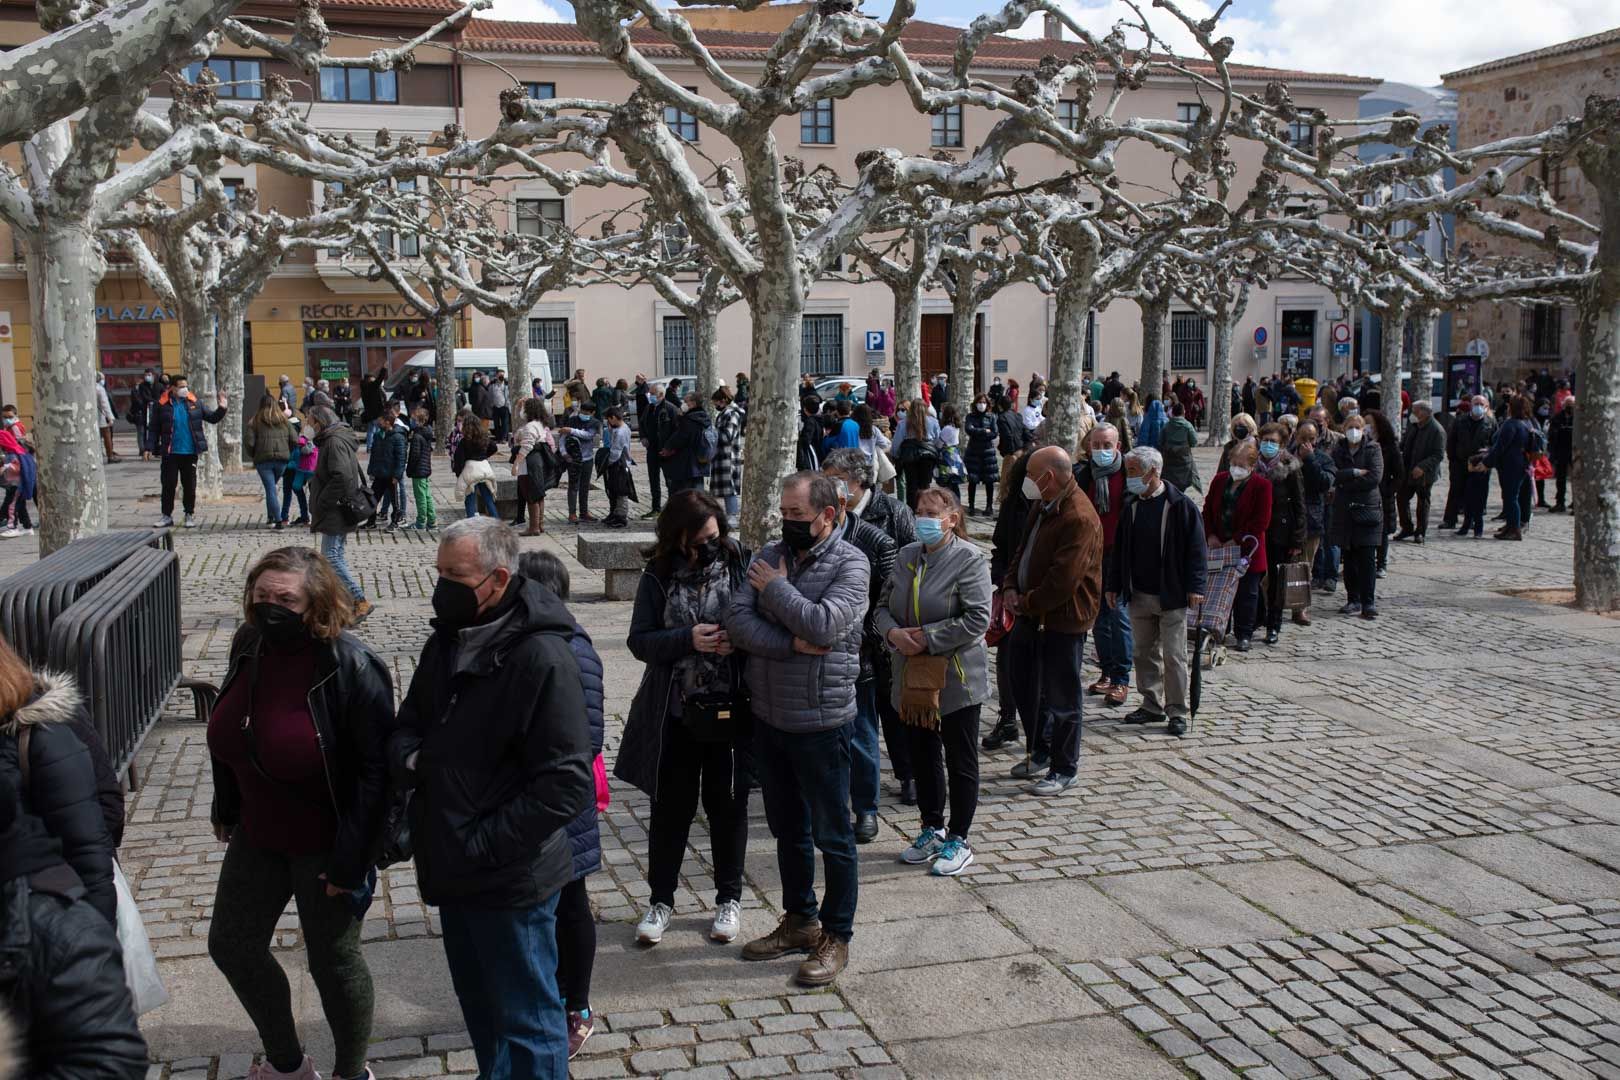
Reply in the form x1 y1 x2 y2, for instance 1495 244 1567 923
207 834 374 1077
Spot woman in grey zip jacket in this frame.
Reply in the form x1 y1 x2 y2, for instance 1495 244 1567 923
874 486 991 878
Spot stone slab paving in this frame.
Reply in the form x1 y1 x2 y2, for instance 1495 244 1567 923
15 438 1620 1078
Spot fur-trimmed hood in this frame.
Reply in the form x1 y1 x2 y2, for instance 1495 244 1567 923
0 670 83 735
1258 450 1301 481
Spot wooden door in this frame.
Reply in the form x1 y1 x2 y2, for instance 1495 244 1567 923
921 314 950 384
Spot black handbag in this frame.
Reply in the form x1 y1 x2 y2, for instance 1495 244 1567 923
681 689 752 743
376 789 413 869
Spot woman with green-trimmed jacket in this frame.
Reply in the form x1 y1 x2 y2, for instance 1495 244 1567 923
874 485 991 878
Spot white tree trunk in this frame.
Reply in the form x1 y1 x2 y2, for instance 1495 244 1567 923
892 284 922 405
1410 310 1437 417
25 223 107 554
1139 294 1167 401
1045 277 1092 454
694 309 719 399
178 297 222 500
1574 239 1620 612
1381 305 1407 440
215 298 247 474
434 313 457 446
948 291 977 409
504 312 531 405
1208 315 1235 446
737 289 803 550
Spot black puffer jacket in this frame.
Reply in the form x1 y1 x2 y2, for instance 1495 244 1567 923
0 673 116 924
210 625 394 890
310 424 364 537
837 512 898 682
963 410 999 481
0 801 147 1080
389 578 593 907
563 620 604 881
1259 451 1307 553
857 490 917 550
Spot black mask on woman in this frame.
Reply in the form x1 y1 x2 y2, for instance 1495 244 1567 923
690 537 724 567
432 572 493 626
252 603 307 647
782 518 819 553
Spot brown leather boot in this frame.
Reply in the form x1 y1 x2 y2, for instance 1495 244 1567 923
524 504 542 537
740 913 821 961
795 931 849 987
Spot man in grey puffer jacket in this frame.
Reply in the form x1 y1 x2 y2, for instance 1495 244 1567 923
727 472 869 988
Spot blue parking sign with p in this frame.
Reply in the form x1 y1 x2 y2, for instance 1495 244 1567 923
866 331 886 352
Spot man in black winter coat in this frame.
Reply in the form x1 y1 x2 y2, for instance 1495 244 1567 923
1441 395 1497 529
1396 401 1446 543
389 518 594 1078
0 771 147 1079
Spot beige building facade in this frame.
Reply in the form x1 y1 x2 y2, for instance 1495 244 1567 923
1443 27 1620 382
0 2 1374 423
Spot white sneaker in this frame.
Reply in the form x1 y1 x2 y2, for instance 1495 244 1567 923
900 825 946 865
183 513 198 528
636 902 673 945
931 836 975 877
0 527 19 540
153 515 174 528
710 899 742 943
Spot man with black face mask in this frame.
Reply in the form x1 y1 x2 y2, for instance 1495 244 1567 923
727 472 870 988
388 517 594 1077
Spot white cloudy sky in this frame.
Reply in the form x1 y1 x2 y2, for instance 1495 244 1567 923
481 0 1618 86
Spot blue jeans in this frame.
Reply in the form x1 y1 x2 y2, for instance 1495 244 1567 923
440 897 567 1080
463 486 498 518
1092 555 1132 684
755 723 858 941
279 469 309 523
318 531 364 601
724 494 740 518
1499 468 1526 530
1314 541 1340 583
254 462 282 522
849 679 882 816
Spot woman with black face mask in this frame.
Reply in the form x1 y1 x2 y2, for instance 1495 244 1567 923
206 547 395 1080
617 490 754 950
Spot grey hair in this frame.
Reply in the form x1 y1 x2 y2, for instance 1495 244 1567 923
440 516 519 574
304 405 339 432
1411 400 1433 416
822 448 873 489
1125 446 1163 474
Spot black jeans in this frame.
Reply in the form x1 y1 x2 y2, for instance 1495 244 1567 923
160 452 198 516
1442 462 1467 525
1007 618 1084 778
371 476 403 523
566 462 592 517
1234 570 1263 640
647 718 750 908
905 705 981 839
755 722 858 941
666 462 701 497
875 663 912 784
1555 461 1570 508
1398 478 1435 536
645 450 663 511
554 877 595 1013
967 478 996 514
1260 544 1293 634
1344 544 1377 606
493 406 512 442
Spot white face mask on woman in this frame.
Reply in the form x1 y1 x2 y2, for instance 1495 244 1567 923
1346 427 1364 444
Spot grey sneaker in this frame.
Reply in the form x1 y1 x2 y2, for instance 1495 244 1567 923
931 836 974 877
636 902 673 945
183 513 198 529
1009 755 1049 780
900 826 945 865
153 514 174 528
1029 773 1076 797
710 900 741 943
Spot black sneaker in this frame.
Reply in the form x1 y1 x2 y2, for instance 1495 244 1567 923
1233 637 1252 653
1167 716 1189 738
980 720 1019 751
1123 706 1162 725
1263 628 1280 645
1413 535 1425 545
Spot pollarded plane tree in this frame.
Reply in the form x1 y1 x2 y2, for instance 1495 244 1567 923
567 0 1243 544
0 0 489 552
933 207 1043 409
849 209 945 406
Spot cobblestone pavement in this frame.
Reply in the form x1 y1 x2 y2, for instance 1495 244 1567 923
9 436 1620 1079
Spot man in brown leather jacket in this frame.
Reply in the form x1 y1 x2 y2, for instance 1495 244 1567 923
1001 445 1104 796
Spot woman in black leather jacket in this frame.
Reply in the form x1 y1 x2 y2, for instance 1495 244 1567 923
206 546 394 1080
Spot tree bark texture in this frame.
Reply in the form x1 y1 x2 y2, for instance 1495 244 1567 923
1045 276 1093 455
215 299 247 474
737 289 803 551
435 313 457 447
892 284 922 405
178 296 222 500
948 290 977 408
1574 186 1620 611
25 223 107 554
1380 304 1408 441
694 309 719 399
504 312 531 405
1139 294 1168 401
1410 310 1437 419
1208 315 1235 446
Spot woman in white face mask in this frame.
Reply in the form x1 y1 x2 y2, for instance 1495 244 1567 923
1328 415 1384 618
1201 439 1272 651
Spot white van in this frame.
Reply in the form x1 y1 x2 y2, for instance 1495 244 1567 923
387 348 553 399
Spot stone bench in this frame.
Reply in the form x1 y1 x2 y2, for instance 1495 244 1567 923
577 532 654 600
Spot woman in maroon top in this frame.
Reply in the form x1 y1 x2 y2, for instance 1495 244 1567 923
1202 439 1273 653
206 547 394 1080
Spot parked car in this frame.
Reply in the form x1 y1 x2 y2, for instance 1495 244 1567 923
1346 371 1444 413
386 348 554 400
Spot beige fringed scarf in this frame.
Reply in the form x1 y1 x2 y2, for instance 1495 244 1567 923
899 653 949 731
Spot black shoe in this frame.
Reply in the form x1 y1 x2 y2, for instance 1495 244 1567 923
1263 628 1280 645
1413 535 1425 545
1457 526 1471 536
1123 706 1162 725
1439 520 1457 531
1167 716 1188 738
1393 530 1415 542
1233 637 1252 653
854 812 878 844
1360 607 1379 620
899 779 917 806
980 720 1018 751
1553 505 1567 514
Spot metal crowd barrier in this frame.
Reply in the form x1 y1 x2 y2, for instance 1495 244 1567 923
0 529 173 666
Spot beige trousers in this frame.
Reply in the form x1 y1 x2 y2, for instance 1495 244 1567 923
1128 593 1191 720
